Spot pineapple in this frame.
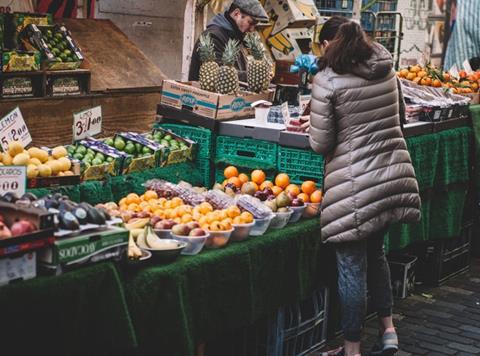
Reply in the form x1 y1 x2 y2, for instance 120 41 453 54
245 32 271 93
198 33 220 92
216 39 240 95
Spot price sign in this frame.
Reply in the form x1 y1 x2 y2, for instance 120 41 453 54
463 59 474 74
73 106 102 141
0 107 32 152
0 166 26 197
449 64 460 79
281 101 290 125
298 94 311 115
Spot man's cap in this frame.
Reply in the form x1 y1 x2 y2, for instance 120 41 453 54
232 0 269 22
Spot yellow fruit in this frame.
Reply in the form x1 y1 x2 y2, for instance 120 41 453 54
26 164 39 178
57 157 72 171
36 149 49 163
28 157 42 166
46 160 62 175
0 152 3 162
52 146 68 159
7 141 23 157
12 153 29 166
63 170 75 176
2 153 13 165
58 171 65 176
38 164 52 177
240 211 254 223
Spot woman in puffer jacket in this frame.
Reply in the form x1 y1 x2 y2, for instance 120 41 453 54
311 17 421 356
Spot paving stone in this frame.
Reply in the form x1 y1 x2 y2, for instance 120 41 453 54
461 332 480 342
435 331 475 345
418 341 457 355
422 309 454 319
439 286 474 295
459 325 480 334
400 344 430 355
424 322 461 335
396 351 411 356
411 332 445 345
456 352 478 356
447 342 480 354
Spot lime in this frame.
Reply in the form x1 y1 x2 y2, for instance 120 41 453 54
73 153 84 160
75 145 87 155
146 134 154 140
86 148 95 156
106 156 114 162
84 153 95 161
55 33 63 40
64 49 72 56
125 144 135 155
92 158 103 166
67 146 75 154
104 138 114 147
59 53 68 61
95 153 105 162
114 138 126 151
160 140 169 146
46 30 53 38
135 143 143 153
164 134 172 141
142 146 152 155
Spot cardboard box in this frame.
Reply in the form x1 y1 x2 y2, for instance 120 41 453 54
263 0 319 35
2 50 41 72
13 12 52 37
268 27 313 61
218 118 284 143
0 252 36 286
38 226 129 275
27 160 81 188
161 80 275 120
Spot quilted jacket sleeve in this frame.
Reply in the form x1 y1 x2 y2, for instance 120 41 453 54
309 72 336 155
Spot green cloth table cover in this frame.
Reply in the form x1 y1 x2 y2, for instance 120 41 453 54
0 262 137 356
469 104 480 195
124 219 324 356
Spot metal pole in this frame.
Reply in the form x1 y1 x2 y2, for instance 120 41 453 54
441 0 452 67
352 0 362 21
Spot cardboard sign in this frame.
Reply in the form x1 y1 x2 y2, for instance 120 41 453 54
0 107 31 152
0 166 26 197
73 106 102 141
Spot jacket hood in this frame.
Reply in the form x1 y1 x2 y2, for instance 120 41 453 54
351 43 393 80
208 13 234 33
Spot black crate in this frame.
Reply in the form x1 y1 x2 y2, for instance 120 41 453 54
408 224 472 286
388 254 417 299
265 287 329 356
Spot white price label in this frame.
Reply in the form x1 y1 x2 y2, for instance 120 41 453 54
449 64 460 79
0 166 26 197
281 101 290 125
0 107 32 152
298 94 311 114
463 59 474 74
73 106 102 141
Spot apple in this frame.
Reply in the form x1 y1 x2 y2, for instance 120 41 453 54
172 223 189 236
10 220 36 236
189 228 207 237
263 187 273 196
291 198 305 207
254 191 267 201
186 221 200 230
151 215 162 226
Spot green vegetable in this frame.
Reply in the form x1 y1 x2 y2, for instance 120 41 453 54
114 138 125 151
104 138 114 147
75 145 87 155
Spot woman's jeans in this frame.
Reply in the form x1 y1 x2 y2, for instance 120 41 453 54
335 230 393 342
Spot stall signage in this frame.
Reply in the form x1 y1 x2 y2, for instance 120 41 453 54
0 166 26 197
73 106 102 140
0 107 32 152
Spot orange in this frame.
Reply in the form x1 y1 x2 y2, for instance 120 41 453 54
301 181 317 195
260 180 274 190
240 211 254 223
310 190 323 203
224 166 239 179
251 182 259 191
272 186 283 196
126 193 140 205
127 203 139 212
119 197 127 206
398 69 409 78
285 184 300 197
275 173 290 189
238 173 249 184
171 197 184 208
199 202 214 214
417 70 427 78
228 176 242 188
297 193 310 203
406 72 416 81
143 190 158 201
251 170 266 184
222 179 228 188
226 205 241 218
181 214 193 223
233 216 243 225
409 65 421 73
432 79 442 88
413 77 421 84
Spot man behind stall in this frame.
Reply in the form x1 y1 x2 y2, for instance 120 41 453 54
188 0 268 82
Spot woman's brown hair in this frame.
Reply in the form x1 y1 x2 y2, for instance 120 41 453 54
318 17 374 74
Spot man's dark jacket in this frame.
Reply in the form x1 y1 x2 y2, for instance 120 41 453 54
189 12 248 82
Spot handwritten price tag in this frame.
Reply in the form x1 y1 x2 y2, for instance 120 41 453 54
73 106 102 141
0 166 26 197
0 107 32 152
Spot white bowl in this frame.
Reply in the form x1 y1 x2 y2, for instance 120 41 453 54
154 229 173 239
250 215 274 236
302 203 321 218
205 229 234 249
170 232 209 255
289 205 306 223
270 210 293 229
231 221 256 241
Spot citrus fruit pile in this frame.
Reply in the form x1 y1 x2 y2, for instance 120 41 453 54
0 141 75 178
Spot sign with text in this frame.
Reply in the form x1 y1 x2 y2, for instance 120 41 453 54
281 101 290 125
73 106 102 141
0 107 32 152
0 166 26 197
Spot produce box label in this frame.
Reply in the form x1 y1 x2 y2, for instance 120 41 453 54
14 12 52 34
38 227 128 267
2 50 41 72
0 107 32 151
0 165 26 196
0 252 36 286
1 77 34 98
73 106 102 140
50 77 81 96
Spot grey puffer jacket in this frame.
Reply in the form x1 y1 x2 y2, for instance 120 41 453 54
309 43 421 243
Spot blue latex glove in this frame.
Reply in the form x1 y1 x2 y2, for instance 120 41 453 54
290 54 319 75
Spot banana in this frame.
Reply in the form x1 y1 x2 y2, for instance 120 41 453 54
136 230 149 249
128 233 143 259
130 228 144 241
125 218 150 230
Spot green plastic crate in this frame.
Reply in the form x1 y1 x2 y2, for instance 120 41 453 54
214 163 276 185
196 158 214 188
277 146 324 186
215 136 278 170
155 123 214 159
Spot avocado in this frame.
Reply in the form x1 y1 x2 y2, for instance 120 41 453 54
44 198 59 210
0 192 20 203
72 207 88 225
58 211 80 230
86 207 106 225
97 207 111 221
21 192 38 201
59 200 76 212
